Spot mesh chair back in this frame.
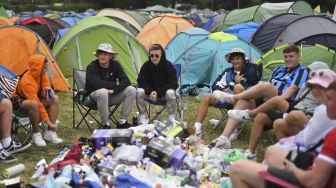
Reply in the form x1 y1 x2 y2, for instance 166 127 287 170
73 69 86 90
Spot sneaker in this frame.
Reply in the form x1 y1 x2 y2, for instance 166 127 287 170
32 132 46 146
44 130 63 144
4 139 31 154
213 90 234 104
116 121 132 129
244 149 257 161
229 128 239 141
0 149 17 163
228 109 253 122
215 135 231 149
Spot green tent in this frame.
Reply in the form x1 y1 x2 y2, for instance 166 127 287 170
256 44 336 80
0 6 9 18
52 16 148 85
219 1 314 31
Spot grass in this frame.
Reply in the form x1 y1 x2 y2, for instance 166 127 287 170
0 93 273 185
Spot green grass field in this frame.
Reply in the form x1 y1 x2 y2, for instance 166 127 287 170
0 93 273 184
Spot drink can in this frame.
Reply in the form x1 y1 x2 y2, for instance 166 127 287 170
44 87 52 102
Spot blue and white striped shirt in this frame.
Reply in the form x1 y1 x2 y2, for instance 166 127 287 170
268 65 308 100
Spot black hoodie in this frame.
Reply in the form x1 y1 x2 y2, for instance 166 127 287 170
137 45 178 98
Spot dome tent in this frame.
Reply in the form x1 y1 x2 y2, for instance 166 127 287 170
52 16 148 85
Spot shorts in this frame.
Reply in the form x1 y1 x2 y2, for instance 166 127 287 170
265 166 303 188
213 100 233 109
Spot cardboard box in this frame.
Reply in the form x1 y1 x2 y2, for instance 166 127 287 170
92 129 133 149
144 138 176 168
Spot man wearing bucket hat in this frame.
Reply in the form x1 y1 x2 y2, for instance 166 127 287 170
227 61 329 160
85 43 136 129
193 47 260 142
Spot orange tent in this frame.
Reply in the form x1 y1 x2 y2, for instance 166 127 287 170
0 16 12 26
136 13 193 50
0 26 70 92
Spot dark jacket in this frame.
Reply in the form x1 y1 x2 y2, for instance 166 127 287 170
85 59 131 96
137 48 178 98
212 62 260 92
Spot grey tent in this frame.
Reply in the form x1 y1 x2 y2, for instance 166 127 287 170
251 14 336 53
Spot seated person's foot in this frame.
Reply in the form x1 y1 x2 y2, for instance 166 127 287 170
244 149 257 161
214 135 231 149
32 132 47 147
44 130 63 144
4 139 31 154
0 148 17 163
101 124 112 129
116 121 132 129
229 128 239 141
228 109 253 122
213 90 234 104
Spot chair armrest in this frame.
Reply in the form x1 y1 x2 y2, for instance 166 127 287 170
74 89 87 102
257 170 299 188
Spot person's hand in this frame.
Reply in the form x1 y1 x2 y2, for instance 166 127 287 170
108 90 114 95
233 84 245 94
150 91 157 101
283 159 297 173
235 74 243 83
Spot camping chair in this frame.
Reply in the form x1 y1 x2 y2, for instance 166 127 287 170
145 64 188 124
11 108 33 145
209 63 263 131
72 69 120 132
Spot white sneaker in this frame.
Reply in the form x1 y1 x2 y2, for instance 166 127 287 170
228 109 253 122
44 130 63 144
32 132 46 147
229 128 239 141
213 91 234 104
244 149 257 161
214 135 231 149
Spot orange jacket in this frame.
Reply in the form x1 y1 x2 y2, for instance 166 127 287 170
13 54 51 121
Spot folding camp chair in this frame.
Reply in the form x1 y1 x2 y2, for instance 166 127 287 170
72 69 120 132
145 64 188 124
210 63 263 131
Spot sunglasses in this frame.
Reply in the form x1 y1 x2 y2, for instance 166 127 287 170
150 54 160 58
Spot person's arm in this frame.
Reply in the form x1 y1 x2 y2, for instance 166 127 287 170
157 63 178 97
137 64 154 95
280 84 299 100
112 62 131 94
282 68 309 99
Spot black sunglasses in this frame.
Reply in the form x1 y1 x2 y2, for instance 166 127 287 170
150 54 160 58
310 71 324 78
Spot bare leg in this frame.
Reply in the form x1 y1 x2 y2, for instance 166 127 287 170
0 99 12 139
249 96 289 117
233 82 278 102
265 145 289 168
248 113 272 153
223 99 255 137
230 160 267 188
273 111 308 140
42 95 59 130
195 93 216 123
21 100 40 133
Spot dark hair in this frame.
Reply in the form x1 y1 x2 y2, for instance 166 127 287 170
95 50 115 59
228 53 246 63
149 44 163 52
283 45 300 54
327 80 336 90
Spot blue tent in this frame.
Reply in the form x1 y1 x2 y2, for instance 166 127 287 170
224 22 259 42
202 15 214 31
166 32 262 89
60 15 81 26
165 27 210 63
0 64 17 78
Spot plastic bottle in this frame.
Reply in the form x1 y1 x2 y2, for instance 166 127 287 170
2 164 25 178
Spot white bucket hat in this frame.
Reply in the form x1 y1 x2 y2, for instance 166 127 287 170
96 43 117 54
225 47 246 62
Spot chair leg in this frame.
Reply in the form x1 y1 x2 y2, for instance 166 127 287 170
212 109 228 130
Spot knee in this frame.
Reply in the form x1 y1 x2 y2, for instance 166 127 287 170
125 86 136 97
166 89 176 100
212 90 222 99
230 160 249 175
264 145 278 160
26 100 38 110
96 88 109 98
51 95 59 105
136 88 145 97
254 113 268 124
201 93 213 103
271 96 284 104
2 98 12 109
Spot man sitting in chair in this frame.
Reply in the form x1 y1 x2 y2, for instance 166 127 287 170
12 54 63 147
85 43 136 129
136 44 178 124
193 48 260 145
0 96 30 163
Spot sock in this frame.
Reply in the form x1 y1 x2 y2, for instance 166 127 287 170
194 122 202 134
1 137 11 148
119 119 126 124
168 115 175 122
